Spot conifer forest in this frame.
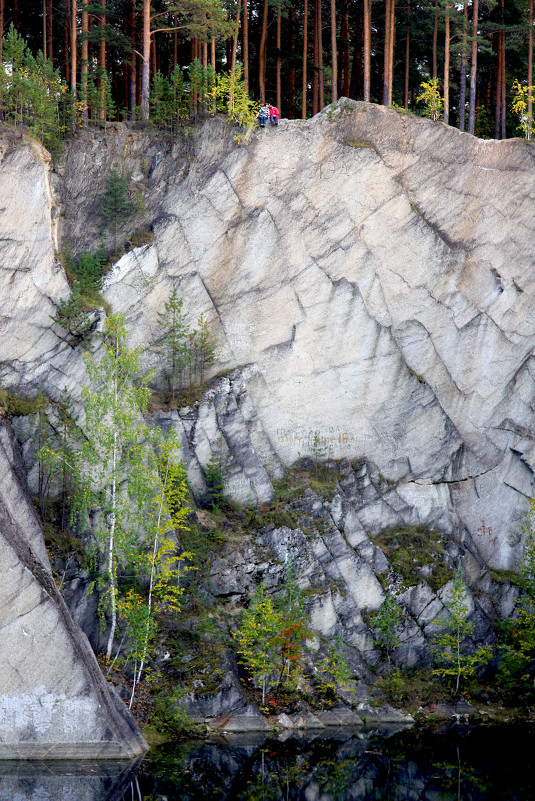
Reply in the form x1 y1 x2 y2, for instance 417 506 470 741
1 0 534 148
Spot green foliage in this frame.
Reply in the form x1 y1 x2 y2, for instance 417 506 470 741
0 24 68 157
100 165 134 248
234 582 282 705
314 636 354 704
416 77 444 121
373 525 453 592
235 567 309 706
42 314 191 693
512 79 535 140
432 567 492 694
152 688 203 738
150 289 217 403
194 314 216 387
51 288 93 342
371 591 403 667
495 499 535 701
207 62 260 143
203 449 226 512
0 388 47 417
151 287 191 400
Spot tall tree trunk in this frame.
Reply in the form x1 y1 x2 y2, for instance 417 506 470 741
230 0 242 113
443 4 450 124
43 0 47 60
64 4 70 83
0 0 4 58
352 1 363 98
141 0 150 119
81 0 88 122
312 0 320 114
13 0 18 30
288 6 296 115
231 0 241 73
494 31 502 138
276 7 282 112
341 0 350 96
259 0 268 102
331 0 337 103
388 0 395 104
459 0 468 130
99 0 106 120
529 0 533 134
211 38 216 70
129 1 136 120
243 0 249 92
501 20 506 138
363 0 371 100
468 0 478 135
47 0 53 62
432 0 438 79
383 0 392 104
302 0 308 118
71 0 77 100
319 0 324 109
404 0 410 108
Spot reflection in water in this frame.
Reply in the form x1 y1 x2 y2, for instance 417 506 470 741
0 758 139 801
131 724 535 801
2 726 535 801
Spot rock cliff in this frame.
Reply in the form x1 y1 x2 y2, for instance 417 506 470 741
1 102 535 737
5 101 534 569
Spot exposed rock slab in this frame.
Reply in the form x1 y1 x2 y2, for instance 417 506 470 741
0 422 146 759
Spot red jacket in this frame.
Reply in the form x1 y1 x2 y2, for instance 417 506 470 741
270 106 279 117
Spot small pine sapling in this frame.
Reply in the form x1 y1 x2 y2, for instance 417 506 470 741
432 566 492 694
101 164 134 251
151 287 191 401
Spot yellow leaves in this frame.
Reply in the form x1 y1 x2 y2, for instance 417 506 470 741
416 78 444 122
512 79 535 140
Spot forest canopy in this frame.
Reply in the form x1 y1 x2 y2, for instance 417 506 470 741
1 0 533 139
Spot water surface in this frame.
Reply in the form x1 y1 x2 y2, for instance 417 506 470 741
2 725 534 800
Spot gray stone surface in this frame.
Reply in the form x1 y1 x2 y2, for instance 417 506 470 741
3 106 534 568
0 421 146 759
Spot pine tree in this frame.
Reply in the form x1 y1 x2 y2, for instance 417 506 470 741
101 165 134 250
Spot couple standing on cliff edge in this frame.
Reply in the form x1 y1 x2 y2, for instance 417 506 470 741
258 103 279 128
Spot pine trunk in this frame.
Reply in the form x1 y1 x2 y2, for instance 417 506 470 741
468 0 478 135
288 6 296 115
129 1 136 120
99 0 106 120
259 0 268 102
43 0 47 60
71 0 77 100
383 0 391 105
529 0 533 132
363 0 371 101
501 23 506 139
432 0 438 79
459 0 468 131
494 32 501 138
141 0 150 120
341 0 350 97
404 0 410 108
331 0 337 103
388 0 396 105
81 0 88 122
312 0 320 114
319 0 324 109
302 0 308 118
243 0 249 92
277 7 282 112
443 5 450 124
47 0 53 62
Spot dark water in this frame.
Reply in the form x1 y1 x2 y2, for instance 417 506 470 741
2 725 535 800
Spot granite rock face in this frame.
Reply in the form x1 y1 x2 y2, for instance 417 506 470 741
0 422 146 759
2 104 533 569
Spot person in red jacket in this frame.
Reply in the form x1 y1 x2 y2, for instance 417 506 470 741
268 103 279 126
